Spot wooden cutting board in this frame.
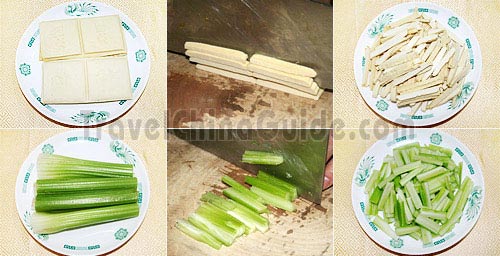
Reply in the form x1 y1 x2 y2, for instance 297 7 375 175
167 134 333 255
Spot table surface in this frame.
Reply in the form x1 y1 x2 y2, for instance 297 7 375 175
167 53 333 128
0 129 166 255
334 0 500 128
167 133 333 255
0 0 166 128
334 128 500 255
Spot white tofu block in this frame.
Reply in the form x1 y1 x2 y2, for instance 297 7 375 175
80 15 126 55
248 63 313 87
39 19 82 60
256 79 323 101
42 60 87 104
186 50 248 69
250 54 317 78
196 64 256 84
86 56 132 102
252 73 320 95
189 57 251 76
184 42 248 61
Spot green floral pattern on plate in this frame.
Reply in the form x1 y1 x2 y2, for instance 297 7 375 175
448 16 460 29
41 144 54 155
114 228 128 240
465 186 482 221
430 133 442 145
110 141 136 165
135 50 147 62
70 111 109 124
19 63 31 76
390 238 404 248
448 82 474 110
355 156 374 186
65 2 99 16
368 13 394 38
376 100 389 111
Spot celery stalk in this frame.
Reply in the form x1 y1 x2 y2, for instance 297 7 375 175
176 219 222 249
241 151 283 165
36 177 138 194
250 186 296 212
245 176 292 201
372 215 398 239
256 171 297 200
35 189 138 212
222 175 263 203
37 154 133 179
223 188 268 214
30 203 139 234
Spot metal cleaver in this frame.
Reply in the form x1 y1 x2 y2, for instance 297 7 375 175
167 0 333 90
170 129 329 204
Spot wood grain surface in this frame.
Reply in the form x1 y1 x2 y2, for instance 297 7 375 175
167 53 333 128
167 133 333 256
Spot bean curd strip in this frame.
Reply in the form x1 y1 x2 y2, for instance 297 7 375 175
363 9 471 115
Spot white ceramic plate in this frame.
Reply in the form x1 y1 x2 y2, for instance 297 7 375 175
351 129 484 255
15 130 150 255
16 1 151 127
354 2 482 126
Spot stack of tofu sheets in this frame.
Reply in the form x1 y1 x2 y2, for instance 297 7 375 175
40 15 132 104
185 42 324 100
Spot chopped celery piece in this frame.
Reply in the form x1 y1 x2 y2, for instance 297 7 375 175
372 215 398 239
201 192 269 233
419 208 447 221
37 154 133 179
395 225 420 236
427 144 453 157
369 187 383 205
223 188 268 214
415 215 440 234
35 189 137 212
377 182 393 210
222 175 263 203
196 203 245 237
245 176 292 201
364 169 380 194
421 228 433 245
405 182 422 209
188 212 237 246
241 151 283 165
420 182 432 207
416 167 446 182
250 186 296 212
30 203 139 234
256 171 297 200
36 177 137 194
431 188 449 209
176 219 222 249
400 167 423 186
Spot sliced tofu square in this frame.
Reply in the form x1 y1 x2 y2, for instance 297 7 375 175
42 59 87 104
86 56 132 102
39 19 82 60
80 15 126 55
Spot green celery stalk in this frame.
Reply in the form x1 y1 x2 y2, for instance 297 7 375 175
372 215 398 239
393 150 405 167
188 212 237 246
221 175 264 203
364 169 380 194
241 151 283 165
369 187 383 205
415 214 440 234
30 203 139 234
399 167 423 186
420 182 431 207
223 188 268 213
200 192 269 233
176 219 222 250
414 154 444 166
196 203 245 237
250 186 296 212
395 225 420 236
431 188 449 210
419 208 447 221
416 167 446 182
427 144 453 157
405 182 423 209
256 171 298 200
401 150 411 165
245 176 292 201
421 228 433 245
377 182 393 210
37 154 133 179
36 177 138 194
35 189 138 212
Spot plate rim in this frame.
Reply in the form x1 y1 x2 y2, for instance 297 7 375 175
15 0 151 127
353 2 483 127
14 129 151 255
350 128 485 255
